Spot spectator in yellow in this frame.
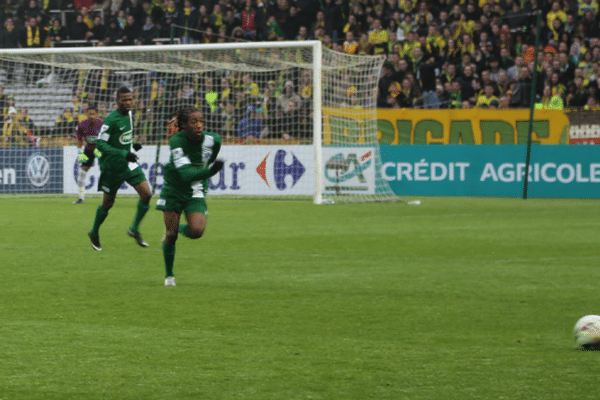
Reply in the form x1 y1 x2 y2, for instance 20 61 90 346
313 26 325 42
2 94 15 117
455 13 476 40
299 69 313 95
535 85 565 109
578 0 598 16
242 73 260 98
479 0 499 7
368 18 388 55
496 70 512 97
310 11 326 38
343 31 359 55
401 30 420 59
387 31 400 54
440 63 457 86
77 101 90 123
547 1 567 26
211 3 224 29
54 107 76 137
80 7 94 29
343 14 361 38
549 71 567 97
1 108 33 146
426 25 445 54
19 108 40 146
548 16 564 41
577 56 594 86
416 1 433 24
476 83 499 108
409 46 428 74
220 77 233 103
401 0 415 14
458 33 475 56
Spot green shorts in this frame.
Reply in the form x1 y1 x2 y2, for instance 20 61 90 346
156 193 208 216
98 165 147 196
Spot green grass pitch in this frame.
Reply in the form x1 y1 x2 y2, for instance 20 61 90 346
1 195 599 399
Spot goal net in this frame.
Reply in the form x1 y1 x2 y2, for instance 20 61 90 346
0 42 398 203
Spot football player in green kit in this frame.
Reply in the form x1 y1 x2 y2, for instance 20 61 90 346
156 107 224 286
88 86 152 251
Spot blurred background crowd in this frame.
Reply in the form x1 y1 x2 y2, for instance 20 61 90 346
0 0 599 144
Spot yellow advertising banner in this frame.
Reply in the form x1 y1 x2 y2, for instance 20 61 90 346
322 107 570 145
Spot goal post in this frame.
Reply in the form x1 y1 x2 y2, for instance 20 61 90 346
312 40 323 205
0 41 398 203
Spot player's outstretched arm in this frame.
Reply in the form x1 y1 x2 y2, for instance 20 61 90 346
170 133 223 182
177 159 224 182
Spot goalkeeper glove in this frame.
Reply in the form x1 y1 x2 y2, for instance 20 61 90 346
133 143 142 151
125 152 139 162
77 150 89 163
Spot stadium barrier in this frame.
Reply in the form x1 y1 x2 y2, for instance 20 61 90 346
2 145 596 198
61 145 376 197
380 145 600 198
368 109 570 145
0 147 63 193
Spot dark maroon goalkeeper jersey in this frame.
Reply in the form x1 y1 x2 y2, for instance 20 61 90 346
74 118 103 151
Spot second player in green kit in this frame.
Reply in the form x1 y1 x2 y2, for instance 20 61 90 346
88 86 153 251
157 107 224 286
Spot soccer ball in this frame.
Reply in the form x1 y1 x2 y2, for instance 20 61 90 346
573 315 600 347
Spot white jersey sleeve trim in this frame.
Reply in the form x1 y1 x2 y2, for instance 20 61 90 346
172 147 191 168
98 124 109 141
203 135 215 148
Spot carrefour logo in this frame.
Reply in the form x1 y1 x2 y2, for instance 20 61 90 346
256 150 305 189
26 152 50 187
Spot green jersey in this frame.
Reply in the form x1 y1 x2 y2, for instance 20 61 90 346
162 131 221 198
96 109 134 171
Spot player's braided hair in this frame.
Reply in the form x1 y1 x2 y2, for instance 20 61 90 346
176 107 201 130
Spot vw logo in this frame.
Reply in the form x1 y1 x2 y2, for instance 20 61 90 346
26 153 50 187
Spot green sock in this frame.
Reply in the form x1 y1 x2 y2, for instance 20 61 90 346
130 200 150 233
163 241 176 277
178 224 192 238
91 205 108 236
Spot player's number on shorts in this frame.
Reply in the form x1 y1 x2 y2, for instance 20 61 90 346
191 181 205 198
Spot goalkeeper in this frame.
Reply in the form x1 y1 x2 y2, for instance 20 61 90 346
156 107 223 286
73 105 103 204
88 86 152 251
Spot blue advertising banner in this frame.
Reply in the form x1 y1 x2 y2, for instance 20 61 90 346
380 145 600 198
0 147 63 193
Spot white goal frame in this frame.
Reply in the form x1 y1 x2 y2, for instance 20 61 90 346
0 41 395 203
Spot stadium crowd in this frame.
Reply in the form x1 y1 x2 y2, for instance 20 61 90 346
0 0 599 144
